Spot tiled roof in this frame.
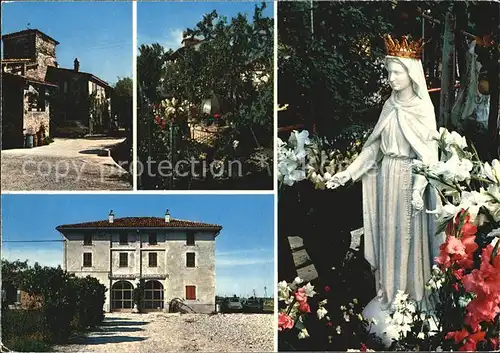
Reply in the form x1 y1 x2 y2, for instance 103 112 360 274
46 66 111 88
3 72 58 87
56 217 222 230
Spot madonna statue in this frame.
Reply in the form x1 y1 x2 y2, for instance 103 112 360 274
332 35 445 343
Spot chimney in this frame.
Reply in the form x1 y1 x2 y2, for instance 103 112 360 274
165 209 170 223
74 58 80 72
108 210 114 223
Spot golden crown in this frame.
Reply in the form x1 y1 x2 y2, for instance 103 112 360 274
384 34 424 59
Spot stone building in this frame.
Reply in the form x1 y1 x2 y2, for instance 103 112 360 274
46 60 112 135
1 28 114 147
56 210 222 313
1 29 59 148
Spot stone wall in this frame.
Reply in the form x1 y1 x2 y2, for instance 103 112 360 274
33 34 57 81
23 84 50 138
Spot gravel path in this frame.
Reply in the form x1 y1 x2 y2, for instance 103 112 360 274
54 312 274 353
1 137 131 191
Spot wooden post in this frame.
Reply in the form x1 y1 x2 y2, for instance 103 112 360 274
439 6 456 129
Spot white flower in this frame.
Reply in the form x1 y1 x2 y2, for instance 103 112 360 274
302 282 317 297
336 325 342 334
293 277 303 285
298 328 310 339
278 281 291 301
317 306 328 320
417 332 426 340
431 153 473 183
232 140 239 149
343 312 350 322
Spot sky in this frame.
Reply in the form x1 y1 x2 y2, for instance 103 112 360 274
1 194 274 298
1 1 132 86
138 1 274 50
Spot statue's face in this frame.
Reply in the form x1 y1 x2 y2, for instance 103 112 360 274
386 61 412 92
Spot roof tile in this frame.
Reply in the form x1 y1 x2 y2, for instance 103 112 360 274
56 217 222 230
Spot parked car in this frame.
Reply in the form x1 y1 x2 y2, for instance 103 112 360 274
226 296 243 312
54 120 89 137
243 297 262 313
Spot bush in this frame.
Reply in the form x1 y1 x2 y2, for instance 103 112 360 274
73 276 106 329
8 263 107 343
4 336 52 352
1 309 48 344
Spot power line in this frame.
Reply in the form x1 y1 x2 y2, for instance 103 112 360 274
2 240 63 243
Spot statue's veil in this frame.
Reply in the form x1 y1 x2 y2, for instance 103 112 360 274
385 55 433 108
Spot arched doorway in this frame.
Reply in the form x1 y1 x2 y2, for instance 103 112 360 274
143 280 164 311
111 281 133 311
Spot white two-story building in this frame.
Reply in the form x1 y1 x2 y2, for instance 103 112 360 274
56 210 222 313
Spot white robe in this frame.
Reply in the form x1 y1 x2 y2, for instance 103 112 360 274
346 61 445 310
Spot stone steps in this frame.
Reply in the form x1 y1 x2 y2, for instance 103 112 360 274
286 227 363 283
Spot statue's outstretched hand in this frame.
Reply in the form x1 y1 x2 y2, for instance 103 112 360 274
328 170 351 189
412 189 424 211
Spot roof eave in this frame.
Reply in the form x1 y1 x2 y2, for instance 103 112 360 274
56 226 222 232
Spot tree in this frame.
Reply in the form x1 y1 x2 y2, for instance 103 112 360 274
278 1 394 138
113 77 133 133
137 3 274 189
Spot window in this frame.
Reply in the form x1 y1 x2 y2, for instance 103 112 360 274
185 285 196 300
119 233 128 245
186 233 195 246
119 253 128 267
186 252 195 268
149 234 157 245
36 87 46 112
149 252 158 267
84 234 92 245
83 253 92 267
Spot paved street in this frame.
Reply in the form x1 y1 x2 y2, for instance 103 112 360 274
1 137 132 191
54 312 274 353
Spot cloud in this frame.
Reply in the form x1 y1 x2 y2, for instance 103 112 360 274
216 248 270 256
216 257 273 266
216 248 273 266
1 247 63 268
216 274 274 298
163 28 184 50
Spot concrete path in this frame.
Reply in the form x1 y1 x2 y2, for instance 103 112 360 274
54 312 274 353
1 137 132 191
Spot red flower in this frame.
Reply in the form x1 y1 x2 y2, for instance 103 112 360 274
445 328 469 344
460 331 486 351
452 283 460 291
298 301 311 313
324 285 331 292
326 322 333 327
214 113 221 119
490 337 499 350
360 343 368 352
278 312 294 331
446 328 487 351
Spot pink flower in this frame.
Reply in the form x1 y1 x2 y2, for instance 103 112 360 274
446 236 466 256
278 312 294 331
324 285 331 292
295 288 307 303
